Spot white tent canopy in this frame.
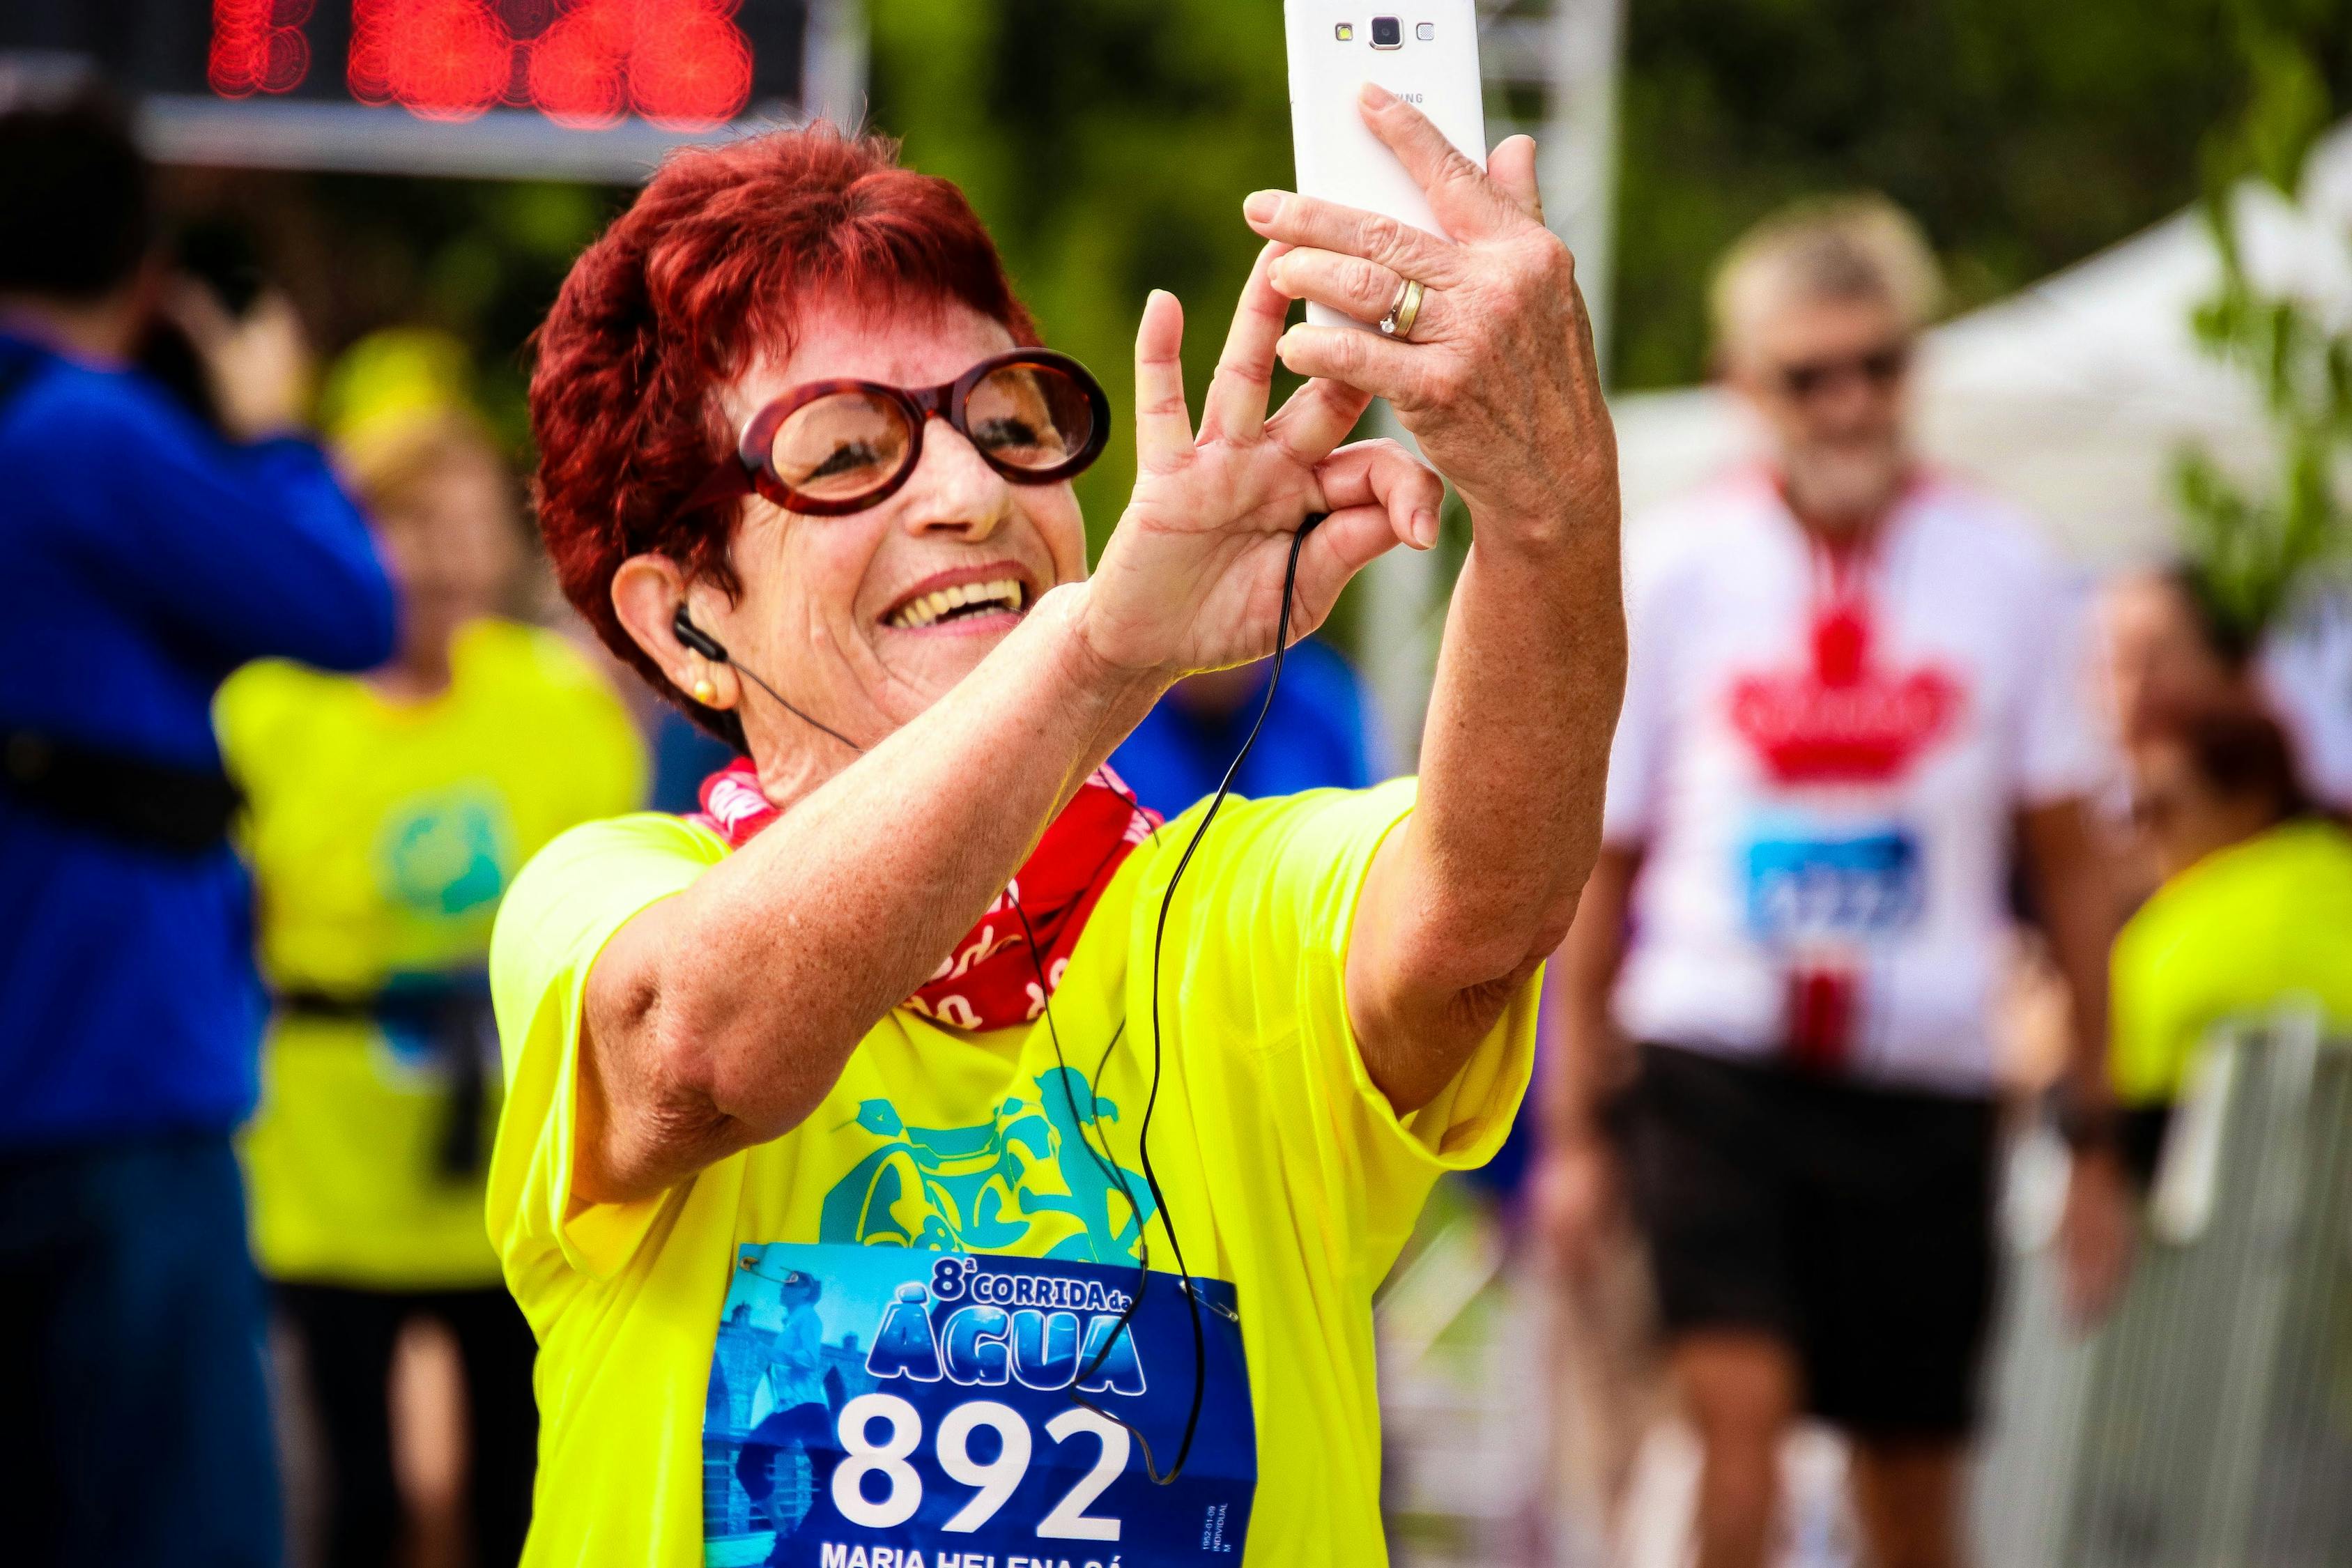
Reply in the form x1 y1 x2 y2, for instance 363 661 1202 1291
1611 121 2352 567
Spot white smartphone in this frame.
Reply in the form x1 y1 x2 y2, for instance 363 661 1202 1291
1284 1 1488 329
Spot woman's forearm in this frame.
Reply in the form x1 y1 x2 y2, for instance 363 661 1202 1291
1420 518 1624 946
1351 504 1627 1112
582 585 1162 1199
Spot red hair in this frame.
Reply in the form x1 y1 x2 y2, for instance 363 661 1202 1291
530 124 1039 732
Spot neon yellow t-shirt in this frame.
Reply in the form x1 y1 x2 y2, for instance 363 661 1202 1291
486 779 1534 1568
220 618 647 1289
2110 818 2352 1106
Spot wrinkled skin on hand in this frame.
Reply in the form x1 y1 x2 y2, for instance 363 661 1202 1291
1248 84 1616 543
1077 247 1444 684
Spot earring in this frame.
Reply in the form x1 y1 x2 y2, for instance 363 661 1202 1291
691 677 718 705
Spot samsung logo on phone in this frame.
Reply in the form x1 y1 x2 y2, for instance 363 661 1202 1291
1401 91 1424 103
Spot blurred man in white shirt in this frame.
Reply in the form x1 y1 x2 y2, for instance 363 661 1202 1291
1540 196 2131 1568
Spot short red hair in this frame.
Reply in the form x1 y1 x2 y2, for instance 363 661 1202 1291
530 124 1039 731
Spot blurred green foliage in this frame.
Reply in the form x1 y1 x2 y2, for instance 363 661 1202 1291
2172 0 2350 650
201 0 2352 507
869 0 1306 551
1614 0 2351 388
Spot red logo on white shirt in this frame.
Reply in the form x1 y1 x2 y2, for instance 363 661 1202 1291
1728 599 1964 784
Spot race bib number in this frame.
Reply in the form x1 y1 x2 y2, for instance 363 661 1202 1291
1742 823 1923 943
703 1243 1254 1568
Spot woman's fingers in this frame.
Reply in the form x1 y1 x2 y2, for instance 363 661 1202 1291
1292 503 1409 619
1276 321 1430 412
1273 440 1446 641
1198 245 1291 444
1243 190 1463 290
1314 438 1445 551
1265 376 1374 464
1132 289 1195 473
1269 248 1450 341
1487 134 1545 223
1358 86 1528 243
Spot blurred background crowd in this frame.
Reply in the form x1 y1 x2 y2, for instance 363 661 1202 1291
1 2 2348 1567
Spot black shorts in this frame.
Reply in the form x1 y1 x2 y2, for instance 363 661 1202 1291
1620 1043 1999 1439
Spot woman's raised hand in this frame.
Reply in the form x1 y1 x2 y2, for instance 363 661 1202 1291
1247 87 1613 537
1077 245 1444 684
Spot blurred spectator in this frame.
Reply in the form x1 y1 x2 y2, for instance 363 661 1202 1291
2091 565 2256 909
2098 565 2254 738
0 78 393 1567
1108 637 1376 818
2094 567 2352 911
1540 195 2128 1568
135 310 231 433
218 396 645 1567
2110 701 2352 1181
2099 565 2352 813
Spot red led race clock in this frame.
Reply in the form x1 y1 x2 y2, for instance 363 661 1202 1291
1 0 838 178
209 0 758 128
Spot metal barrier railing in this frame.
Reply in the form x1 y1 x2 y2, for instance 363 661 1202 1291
1972 1009 2352 1568
1377 1180 1558 1567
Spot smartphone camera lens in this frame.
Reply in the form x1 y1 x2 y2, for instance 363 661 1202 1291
1370 15 1403 47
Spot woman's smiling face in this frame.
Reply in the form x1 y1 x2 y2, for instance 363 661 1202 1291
682 296 1092 759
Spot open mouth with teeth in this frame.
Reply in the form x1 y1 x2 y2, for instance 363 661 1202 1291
884 576 1030 631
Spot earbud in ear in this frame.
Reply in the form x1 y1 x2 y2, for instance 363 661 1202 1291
672 603 730 664
668 600 866 755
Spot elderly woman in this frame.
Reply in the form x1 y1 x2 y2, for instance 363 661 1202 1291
490 92 1620 1567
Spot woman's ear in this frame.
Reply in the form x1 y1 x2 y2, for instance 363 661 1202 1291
612 554 741 712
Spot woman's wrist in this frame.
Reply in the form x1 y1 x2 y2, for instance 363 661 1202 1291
1033 581 1175 733
1457 472 1617 560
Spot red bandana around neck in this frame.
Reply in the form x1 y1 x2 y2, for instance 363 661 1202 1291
689 758 1160 1031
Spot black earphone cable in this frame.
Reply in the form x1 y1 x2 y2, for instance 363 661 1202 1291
671 602 866 755
725 662 867 756
1015 512 1324 1485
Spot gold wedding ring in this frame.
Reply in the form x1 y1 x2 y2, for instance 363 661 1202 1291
1378 277 1427 339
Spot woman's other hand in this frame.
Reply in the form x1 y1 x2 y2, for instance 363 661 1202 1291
1246 88 1611 538
1077 245 1444 683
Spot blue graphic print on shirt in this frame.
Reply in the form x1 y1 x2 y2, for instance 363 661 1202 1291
817 1068 1158 1263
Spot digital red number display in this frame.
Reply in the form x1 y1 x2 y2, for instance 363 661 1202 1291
208 0 755 128
210 1 312 98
